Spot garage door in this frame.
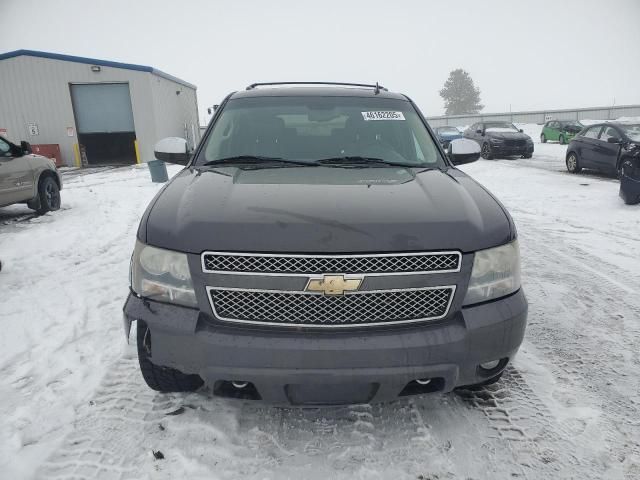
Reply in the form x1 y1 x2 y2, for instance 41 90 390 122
70 83 137 165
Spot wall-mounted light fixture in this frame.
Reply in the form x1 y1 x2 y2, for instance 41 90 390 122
91 65 101 72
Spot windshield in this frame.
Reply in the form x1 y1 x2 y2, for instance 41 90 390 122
484 122 519 133
560 121 583 132
621 124 640 141
197 96 444 168
437 127 459 134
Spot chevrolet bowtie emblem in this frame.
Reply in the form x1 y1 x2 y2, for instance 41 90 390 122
305 275 363 296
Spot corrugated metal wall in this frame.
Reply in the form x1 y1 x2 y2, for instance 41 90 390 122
0 55 198 166
426 104 640 128
149 75 200 153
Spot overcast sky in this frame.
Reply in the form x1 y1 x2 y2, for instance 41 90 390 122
2 0 639 124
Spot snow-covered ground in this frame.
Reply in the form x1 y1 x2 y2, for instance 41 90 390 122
1 134 639 479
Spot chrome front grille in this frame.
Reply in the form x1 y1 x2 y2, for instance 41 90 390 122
202 251 461 275
208 286 456 328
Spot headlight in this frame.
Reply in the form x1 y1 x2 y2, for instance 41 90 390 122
130 240 197 307
463 240 521 306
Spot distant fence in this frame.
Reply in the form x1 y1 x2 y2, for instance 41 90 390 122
426 104 640 128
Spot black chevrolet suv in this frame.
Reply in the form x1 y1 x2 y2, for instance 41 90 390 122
123 82 527 406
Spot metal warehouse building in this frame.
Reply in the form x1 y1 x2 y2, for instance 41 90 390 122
0 50 199 166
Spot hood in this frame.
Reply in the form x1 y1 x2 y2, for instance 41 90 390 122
26 153 56 168
142 166 513 254
485 131 531 141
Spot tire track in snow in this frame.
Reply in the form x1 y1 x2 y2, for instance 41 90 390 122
516 221 640 479
33 339 609 479
36 357 591 480
456 366 604 479
231 397 464 479
35 351 184 480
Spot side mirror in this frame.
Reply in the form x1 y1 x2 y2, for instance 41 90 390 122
475 129 483 135
154 137 191 165
20 141 32 154
519 129 524 133
607 137 622 144
448 138 481 165
8 142 23 157
206 105 220 115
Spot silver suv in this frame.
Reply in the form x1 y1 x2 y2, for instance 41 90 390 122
0 137 62 214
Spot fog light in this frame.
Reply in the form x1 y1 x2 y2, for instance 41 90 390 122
232 381 249 389
480 360 501 370
416 378 431 385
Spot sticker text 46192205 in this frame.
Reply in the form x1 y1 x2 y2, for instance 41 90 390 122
361 111 406 121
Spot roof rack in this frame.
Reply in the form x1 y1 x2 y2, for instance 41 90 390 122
245 81 388 94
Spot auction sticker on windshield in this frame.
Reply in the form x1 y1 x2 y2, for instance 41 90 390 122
361 111 406 121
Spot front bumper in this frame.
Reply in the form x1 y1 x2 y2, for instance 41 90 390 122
123 289 528 405
490 143 534 156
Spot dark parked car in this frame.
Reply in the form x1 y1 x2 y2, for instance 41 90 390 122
123 82 527 406
464 121 534 159
435 126 463 148
565 122 640 176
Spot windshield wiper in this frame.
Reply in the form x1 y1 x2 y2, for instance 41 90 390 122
314 156 417 168
200 156 316 167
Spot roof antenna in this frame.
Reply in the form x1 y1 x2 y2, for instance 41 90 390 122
374 82 381 95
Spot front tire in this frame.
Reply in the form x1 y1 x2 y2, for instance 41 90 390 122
35 176 61 215
566 151 582 173
559 134 566 145
137 321 203 393
481 143 493 160
540 133 547 143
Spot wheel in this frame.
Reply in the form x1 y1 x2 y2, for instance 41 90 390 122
540 133 547 143
137 321 203 392
481 143 493 160
566 151 582 173
559 134 566 145
35 176 61 215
